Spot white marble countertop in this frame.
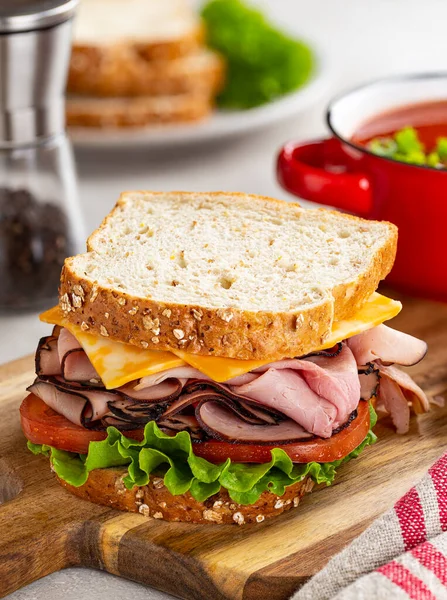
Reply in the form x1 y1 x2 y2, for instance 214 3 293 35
3 0 447 597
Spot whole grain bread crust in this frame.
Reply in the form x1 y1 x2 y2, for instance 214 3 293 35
59 192 397 360
71 20 204 69
57 467 314 525
66 94 213 128
68 47 225 98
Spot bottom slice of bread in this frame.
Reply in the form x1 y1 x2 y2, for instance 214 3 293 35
66 94 213 128
57 468 314 525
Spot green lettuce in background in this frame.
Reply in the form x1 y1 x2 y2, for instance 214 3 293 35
201 0 314 109
28 404 377 506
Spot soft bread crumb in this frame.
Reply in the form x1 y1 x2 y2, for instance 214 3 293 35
68 192 395 312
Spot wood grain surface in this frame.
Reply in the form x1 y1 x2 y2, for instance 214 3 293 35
0 291 447 600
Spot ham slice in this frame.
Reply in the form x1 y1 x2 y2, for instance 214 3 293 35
346 326 430 433
27 380 112 427
158 414 203 439
358 365 380 401
35 337 61 377
106 397 167 424
135 367 211 390
57 328 82 364
28 374 184 429
296 345 360 424
347 325 427 366
376 374 410 434
55 329 101 384
196 401 314 443
378 364 430 415
162 382 282 426
119 379 183 402
62 349 100 384
231 345 360 438
231 368 337 438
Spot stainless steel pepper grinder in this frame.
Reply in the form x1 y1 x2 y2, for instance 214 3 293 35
0 0 85 313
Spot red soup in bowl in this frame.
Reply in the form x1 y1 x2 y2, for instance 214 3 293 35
277 74 447 301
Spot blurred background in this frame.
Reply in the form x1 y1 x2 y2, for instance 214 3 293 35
1 0 447 364
2 2 447 599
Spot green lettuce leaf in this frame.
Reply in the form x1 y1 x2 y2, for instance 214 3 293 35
28 405 377 505
201 0 313 109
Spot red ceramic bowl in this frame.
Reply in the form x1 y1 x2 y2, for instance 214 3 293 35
277 73 447 301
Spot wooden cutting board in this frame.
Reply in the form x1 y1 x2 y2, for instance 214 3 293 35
1 292 447 600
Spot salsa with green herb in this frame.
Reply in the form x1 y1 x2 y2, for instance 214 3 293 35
366 126 447 168
353 100 447 168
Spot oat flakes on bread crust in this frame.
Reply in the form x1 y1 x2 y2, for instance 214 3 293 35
59 191 397 361
57 467 314 525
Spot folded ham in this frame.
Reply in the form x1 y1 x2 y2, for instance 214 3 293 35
30 324 432 442
346 324 428 366
235 345 361 437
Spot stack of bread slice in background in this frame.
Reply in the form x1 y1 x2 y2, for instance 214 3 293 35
67 0 225 128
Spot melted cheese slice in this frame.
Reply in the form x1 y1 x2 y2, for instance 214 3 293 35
171 350 268 383
317 292 402 351
40 292 401 389
40 308 186 389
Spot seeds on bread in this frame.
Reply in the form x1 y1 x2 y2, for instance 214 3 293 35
57 467 314 525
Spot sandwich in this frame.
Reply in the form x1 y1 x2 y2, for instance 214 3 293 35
21 192 430 525
67 0 225 128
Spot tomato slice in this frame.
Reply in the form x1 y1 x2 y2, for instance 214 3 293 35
20 394 370 463
191 401 370 463
20 394 144 454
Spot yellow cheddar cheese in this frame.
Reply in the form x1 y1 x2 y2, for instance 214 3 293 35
40 292 401 389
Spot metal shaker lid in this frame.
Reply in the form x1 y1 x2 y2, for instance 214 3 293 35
0 0 78 145
0 0 78 33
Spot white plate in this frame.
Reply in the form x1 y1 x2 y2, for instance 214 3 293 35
69 48 333 149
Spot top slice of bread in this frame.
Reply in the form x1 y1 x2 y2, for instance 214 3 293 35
74 0 201 47
60 192 397 360
73 0 204 60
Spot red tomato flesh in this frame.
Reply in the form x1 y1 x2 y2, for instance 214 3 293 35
20 394 370 463
192 401 370 463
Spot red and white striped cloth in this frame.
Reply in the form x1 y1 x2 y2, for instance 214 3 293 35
292 453 447 600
